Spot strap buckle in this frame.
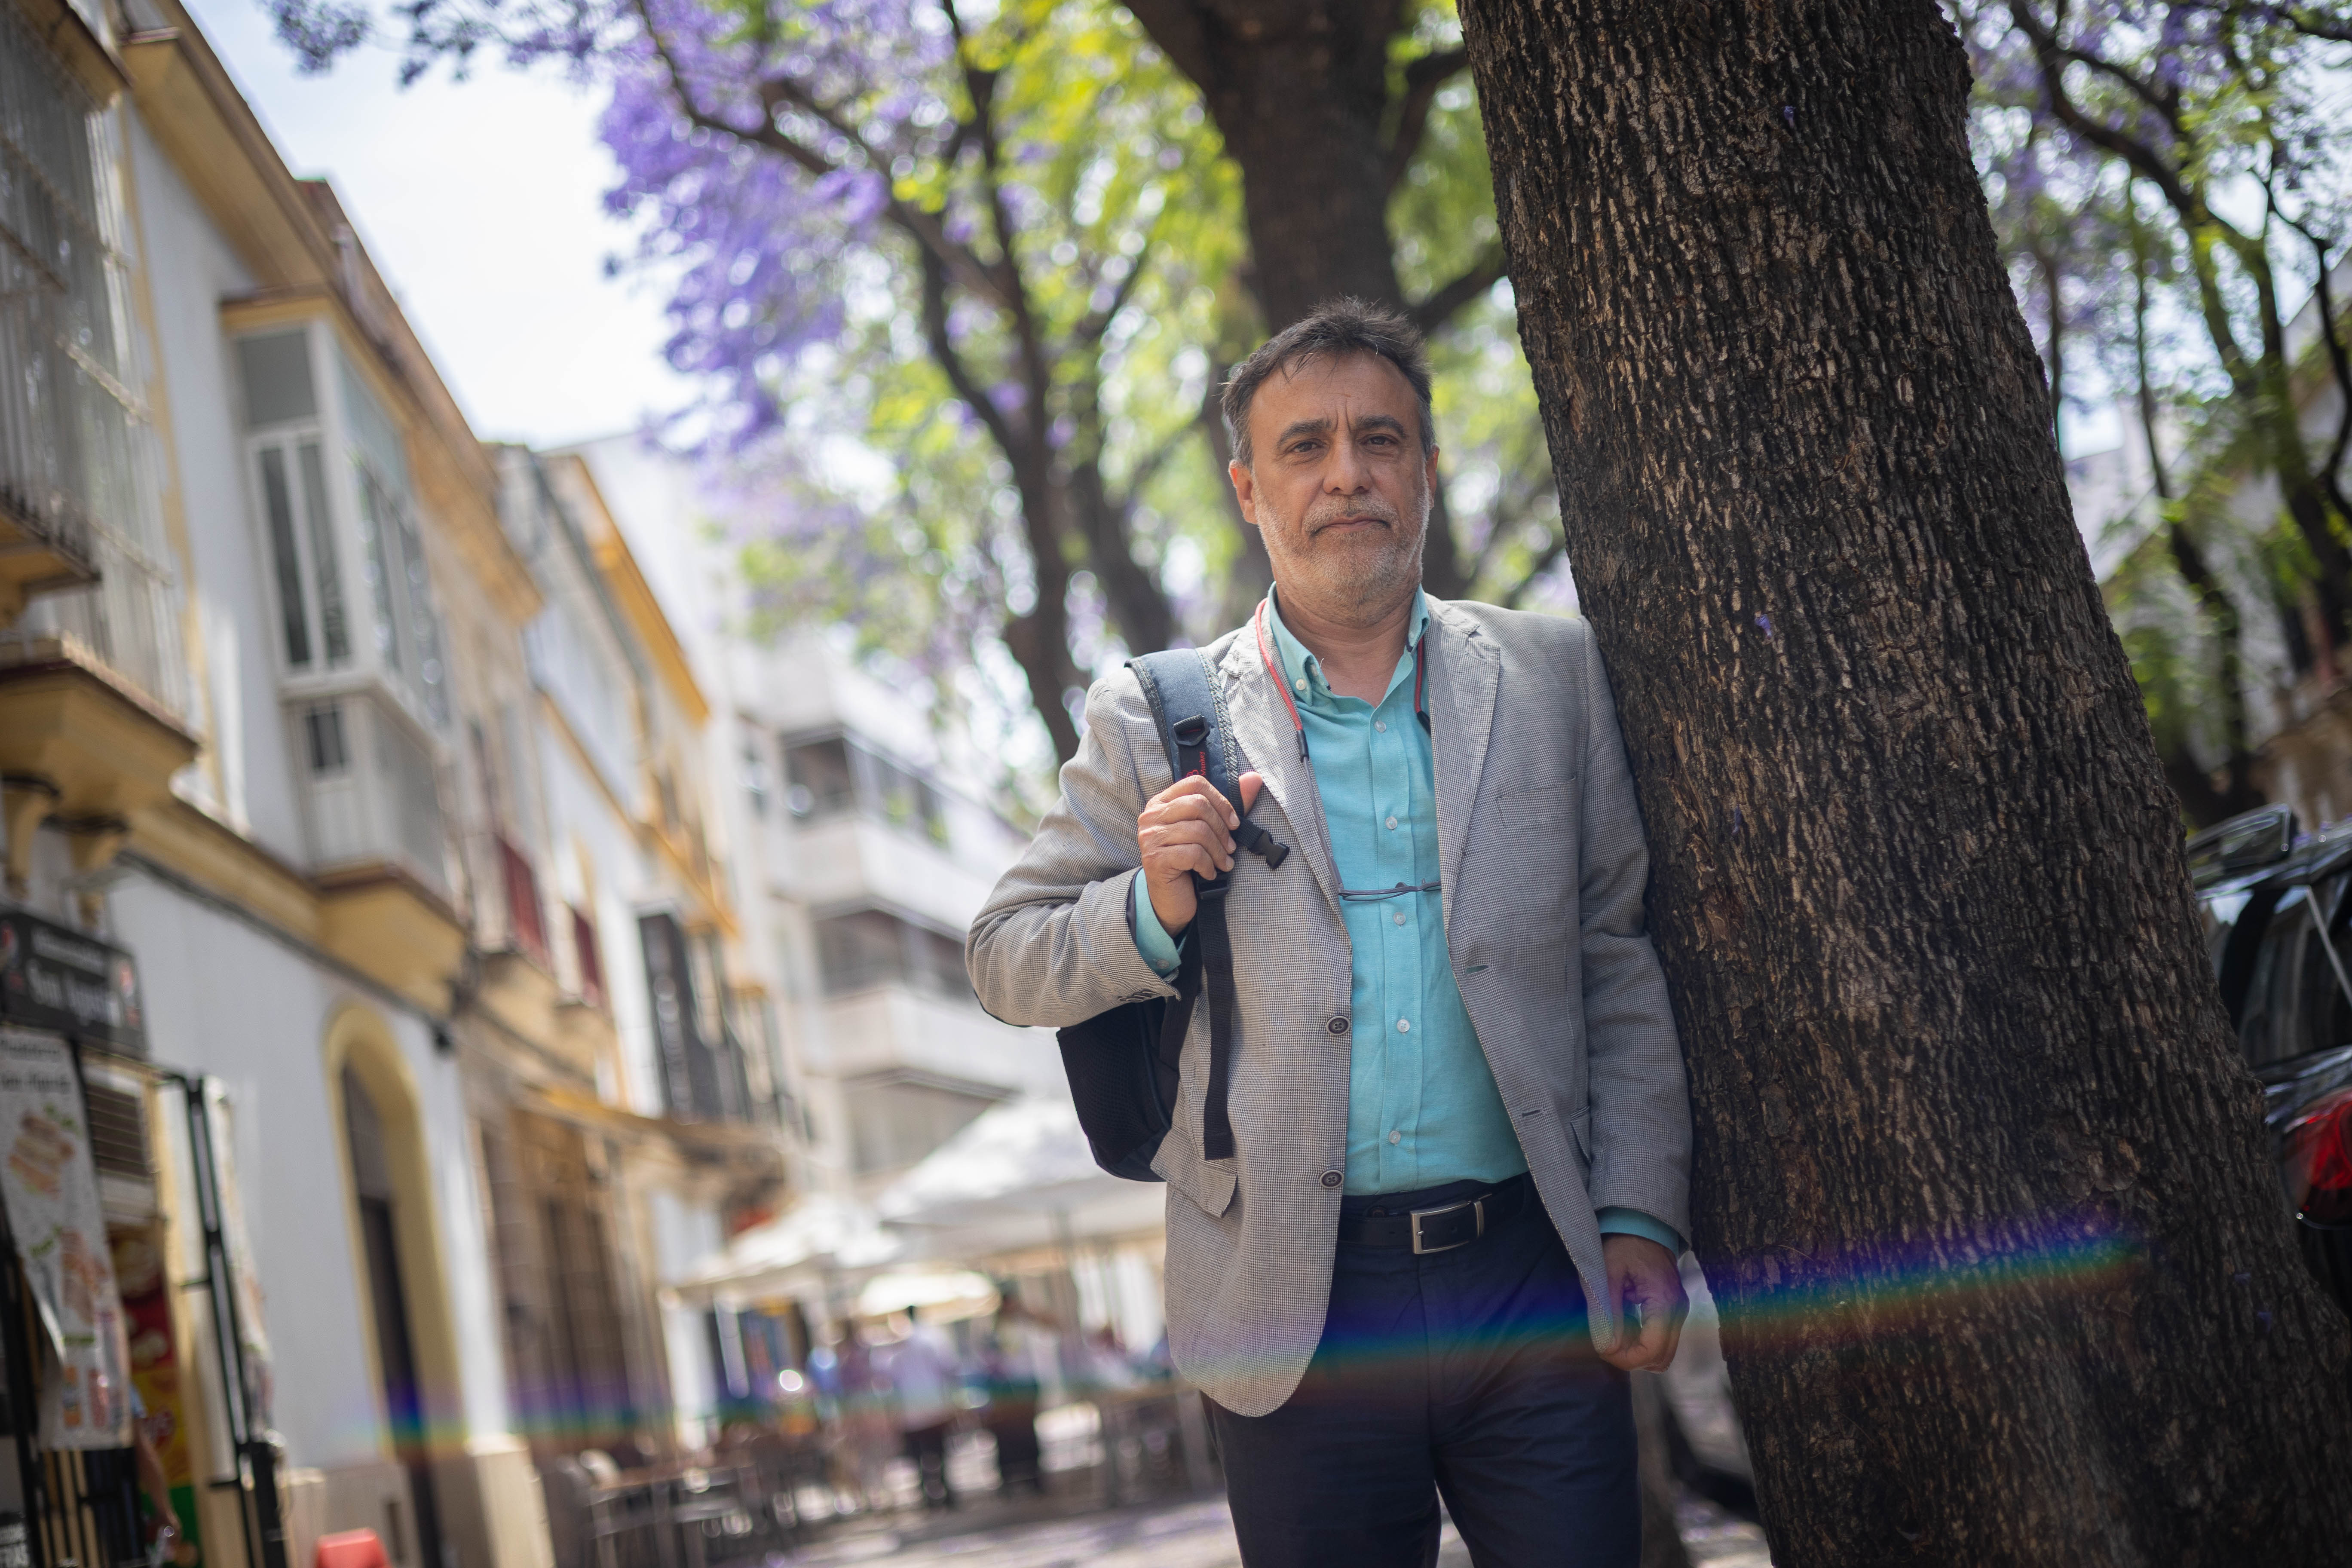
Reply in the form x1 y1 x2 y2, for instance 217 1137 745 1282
1409 1196 1485 1255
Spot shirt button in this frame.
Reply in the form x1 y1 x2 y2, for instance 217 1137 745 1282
1374 720 1387 732
1294 678 1308 695
1392 910 1406 926
1397 1018 1411 1034
1320 1170 1342 1188
1384 815 1398 830
1326 1015 1349 1035
1388 1130 1401 1145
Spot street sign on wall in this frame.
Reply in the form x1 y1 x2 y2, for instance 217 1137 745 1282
0 909 146 1057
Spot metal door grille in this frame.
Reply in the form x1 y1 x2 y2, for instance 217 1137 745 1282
31 1449 141 1568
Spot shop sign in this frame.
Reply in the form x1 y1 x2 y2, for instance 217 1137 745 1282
0 908 146 1057
0 1029 133 1449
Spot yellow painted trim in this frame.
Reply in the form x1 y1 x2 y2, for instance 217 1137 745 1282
323 1002 472 1465
132 796 467 1010
316 865 468 1014
550 459 709 726
120 15 334 292
0 642 201 820
131 795 321 940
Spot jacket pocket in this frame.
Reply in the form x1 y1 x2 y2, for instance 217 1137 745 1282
1500 786 1576 830
1152 1134 1237 1218
1568 1106 1595 1179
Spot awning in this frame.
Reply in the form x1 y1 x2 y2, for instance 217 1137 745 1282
673 1193 903 1302
875 1096 1165 1260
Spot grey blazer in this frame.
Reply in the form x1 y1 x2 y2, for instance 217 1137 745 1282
966 600 1691 1416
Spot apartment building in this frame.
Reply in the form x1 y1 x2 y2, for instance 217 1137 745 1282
565 438 1064 1214
0 9 785 1568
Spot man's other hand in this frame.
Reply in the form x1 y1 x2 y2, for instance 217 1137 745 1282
1139 772 1265 934
1599 1233 1687 1372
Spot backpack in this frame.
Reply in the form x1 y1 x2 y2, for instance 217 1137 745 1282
1057 648 1289 1181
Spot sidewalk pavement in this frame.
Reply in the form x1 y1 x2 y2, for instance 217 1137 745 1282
780 1492 1773 1566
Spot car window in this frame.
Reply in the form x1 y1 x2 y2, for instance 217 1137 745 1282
2303 924 2352 1060
2238 911 2289 1066
2236 883 2352 1069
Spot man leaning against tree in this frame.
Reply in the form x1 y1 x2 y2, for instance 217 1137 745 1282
967 300 1692 1568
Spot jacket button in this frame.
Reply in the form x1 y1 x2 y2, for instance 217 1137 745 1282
1320 1171 1342 1188
1326 1015 1348 1035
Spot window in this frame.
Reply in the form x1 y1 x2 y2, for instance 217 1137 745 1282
497 836 548 967
572 906 604 1006
1 12 181 710
812 908 969 1000
251 427 349 672
237 325 446 726
784 738 853 818
304 701 349 775
742 738 770 818
640 913 755 1124
783 733 949 844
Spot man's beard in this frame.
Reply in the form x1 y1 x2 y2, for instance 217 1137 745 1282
1263 490 1430 622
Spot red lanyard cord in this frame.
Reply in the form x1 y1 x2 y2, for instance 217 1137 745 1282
1255 597 1432 752
1254 600 1310 759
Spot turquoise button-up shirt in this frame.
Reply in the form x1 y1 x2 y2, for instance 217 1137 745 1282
1131 591 1679 1248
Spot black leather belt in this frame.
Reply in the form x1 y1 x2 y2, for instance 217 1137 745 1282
1335 1174 1531 1253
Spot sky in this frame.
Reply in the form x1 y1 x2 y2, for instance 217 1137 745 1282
180 0 696 447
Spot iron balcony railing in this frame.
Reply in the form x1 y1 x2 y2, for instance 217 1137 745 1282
0 5 184 719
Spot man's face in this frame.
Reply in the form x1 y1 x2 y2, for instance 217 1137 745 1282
1230 352 1438 622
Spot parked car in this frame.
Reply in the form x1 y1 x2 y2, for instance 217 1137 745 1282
2190 805 2352 1305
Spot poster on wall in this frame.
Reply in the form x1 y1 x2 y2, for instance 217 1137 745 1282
0 1029 133 1448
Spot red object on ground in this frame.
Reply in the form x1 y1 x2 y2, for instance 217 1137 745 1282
315 1531 389 1568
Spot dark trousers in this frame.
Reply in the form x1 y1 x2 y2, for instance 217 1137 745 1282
1208 1177 1638 1568
985 1402 1043 1494
902 1418 956 1509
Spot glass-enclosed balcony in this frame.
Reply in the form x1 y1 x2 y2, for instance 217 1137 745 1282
233 319 456 885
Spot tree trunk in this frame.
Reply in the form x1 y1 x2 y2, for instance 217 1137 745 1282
1126 0 1470 601
1124 0 1409 328
1458 2 2352 1562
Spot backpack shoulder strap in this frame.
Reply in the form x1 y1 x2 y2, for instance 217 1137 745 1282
1129 649 1287 870
1125 646 1285 1165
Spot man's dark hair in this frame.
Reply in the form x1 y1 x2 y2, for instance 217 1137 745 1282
1221 298 1436 466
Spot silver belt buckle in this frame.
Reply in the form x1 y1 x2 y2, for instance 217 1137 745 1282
1409 1196 1485 1255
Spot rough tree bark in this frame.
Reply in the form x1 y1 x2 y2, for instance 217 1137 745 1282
1458 2 2352 1562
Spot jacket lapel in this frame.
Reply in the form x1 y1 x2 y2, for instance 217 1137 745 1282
1425 602 1500 909
1218 628 1344 919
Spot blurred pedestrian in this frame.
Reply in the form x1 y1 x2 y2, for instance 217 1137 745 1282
880 1307 960 1511
828 1322 897 1512
978 1297 1047 1496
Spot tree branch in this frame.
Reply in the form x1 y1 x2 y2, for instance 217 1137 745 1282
628 0 1005 309
2005 4 2205 224
945 0 1060 451
915 246 1025 460
2278 206 2352 527
1385 47 1469 195
1409 244 1508 334
1075 230 1158 349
